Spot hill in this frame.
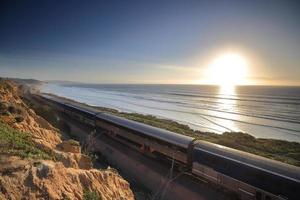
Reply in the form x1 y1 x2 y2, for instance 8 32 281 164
0 78 134 200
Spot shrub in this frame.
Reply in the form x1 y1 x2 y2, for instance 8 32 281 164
0 101 8 111
15 116 24 123
0 122 52 160
83 189 101 200
8 106 16 114
68 139 80 146
1 111 10 116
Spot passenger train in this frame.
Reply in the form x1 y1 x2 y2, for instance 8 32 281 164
38 94 300 200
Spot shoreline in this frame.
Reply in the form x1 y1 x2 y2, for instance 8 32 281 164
40 92 300 167
40 82 300 143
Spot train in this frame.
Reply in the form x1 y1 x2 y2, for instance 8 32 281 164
38 94 300 200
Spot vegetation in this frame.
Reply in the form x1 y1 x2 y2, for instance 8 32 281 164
0 78 13 91
68 139 80 146
0 121 52 160
83 189 101 200
14 116 24 123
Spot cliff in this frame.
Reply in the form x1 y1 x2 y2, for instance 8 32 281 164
0 79 134 200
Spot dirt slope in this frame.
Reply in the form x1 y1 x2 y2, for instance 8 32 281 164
0 79 134 200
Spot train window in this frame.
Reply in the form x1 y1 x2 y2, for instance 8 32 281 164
255 191 262 200
115 125 188 153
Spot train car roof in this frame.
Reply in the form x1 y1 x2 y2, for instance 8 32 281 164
96 112 195 149
40 94 195 149
40 94 61 103
64 102 97 116
40 94 98 115
194 140 300 182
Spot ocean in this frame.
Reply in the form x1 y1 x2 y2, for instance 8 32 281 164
41 83 300 143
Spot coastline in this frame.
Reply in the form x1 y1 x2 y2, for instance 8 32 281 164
40 82 300 143
41 92 300 167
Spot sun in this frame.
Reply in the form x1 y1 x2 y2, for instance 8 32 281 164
207 52 248 87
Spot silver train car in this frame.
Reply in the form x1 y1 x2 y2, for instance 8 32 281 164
38 94 300 200
94 112 195 164
192 141 300 200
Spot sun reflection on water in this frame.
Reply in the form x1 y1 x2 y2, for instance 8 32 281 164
217 85 239 132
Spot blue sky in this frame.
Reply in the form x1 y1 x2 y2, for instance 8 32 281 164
0 0 300 85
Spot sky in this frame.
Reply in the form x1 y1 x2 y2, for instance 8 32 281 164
0 0 300 85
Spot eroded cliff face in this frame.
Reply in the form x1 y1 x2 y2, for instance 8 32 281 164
0 157 133 200
0 79 134 200
0 79 61 150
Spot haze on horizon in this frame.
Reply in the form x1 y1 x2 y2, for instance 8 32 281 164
0 0 300 86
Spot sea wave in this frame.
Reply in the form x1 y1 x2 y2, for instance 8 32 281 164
41 83 300 142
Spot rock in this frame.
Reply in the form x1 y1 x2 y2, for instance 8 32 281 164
78 154 93 170
54 150 93 170
36 163 50 178
0 157 134 200
59 139 81 153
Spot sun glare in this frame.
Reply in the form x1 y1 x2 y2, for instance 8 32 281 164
207 52 248 87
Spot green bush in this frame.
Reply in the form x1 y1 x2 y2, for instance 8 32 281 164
15 116 24 123
83 189 101 200
0 122 52 160
68 139 80 146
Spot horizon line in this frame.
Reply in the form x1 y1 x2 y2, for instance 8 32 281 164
3 77 300 87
